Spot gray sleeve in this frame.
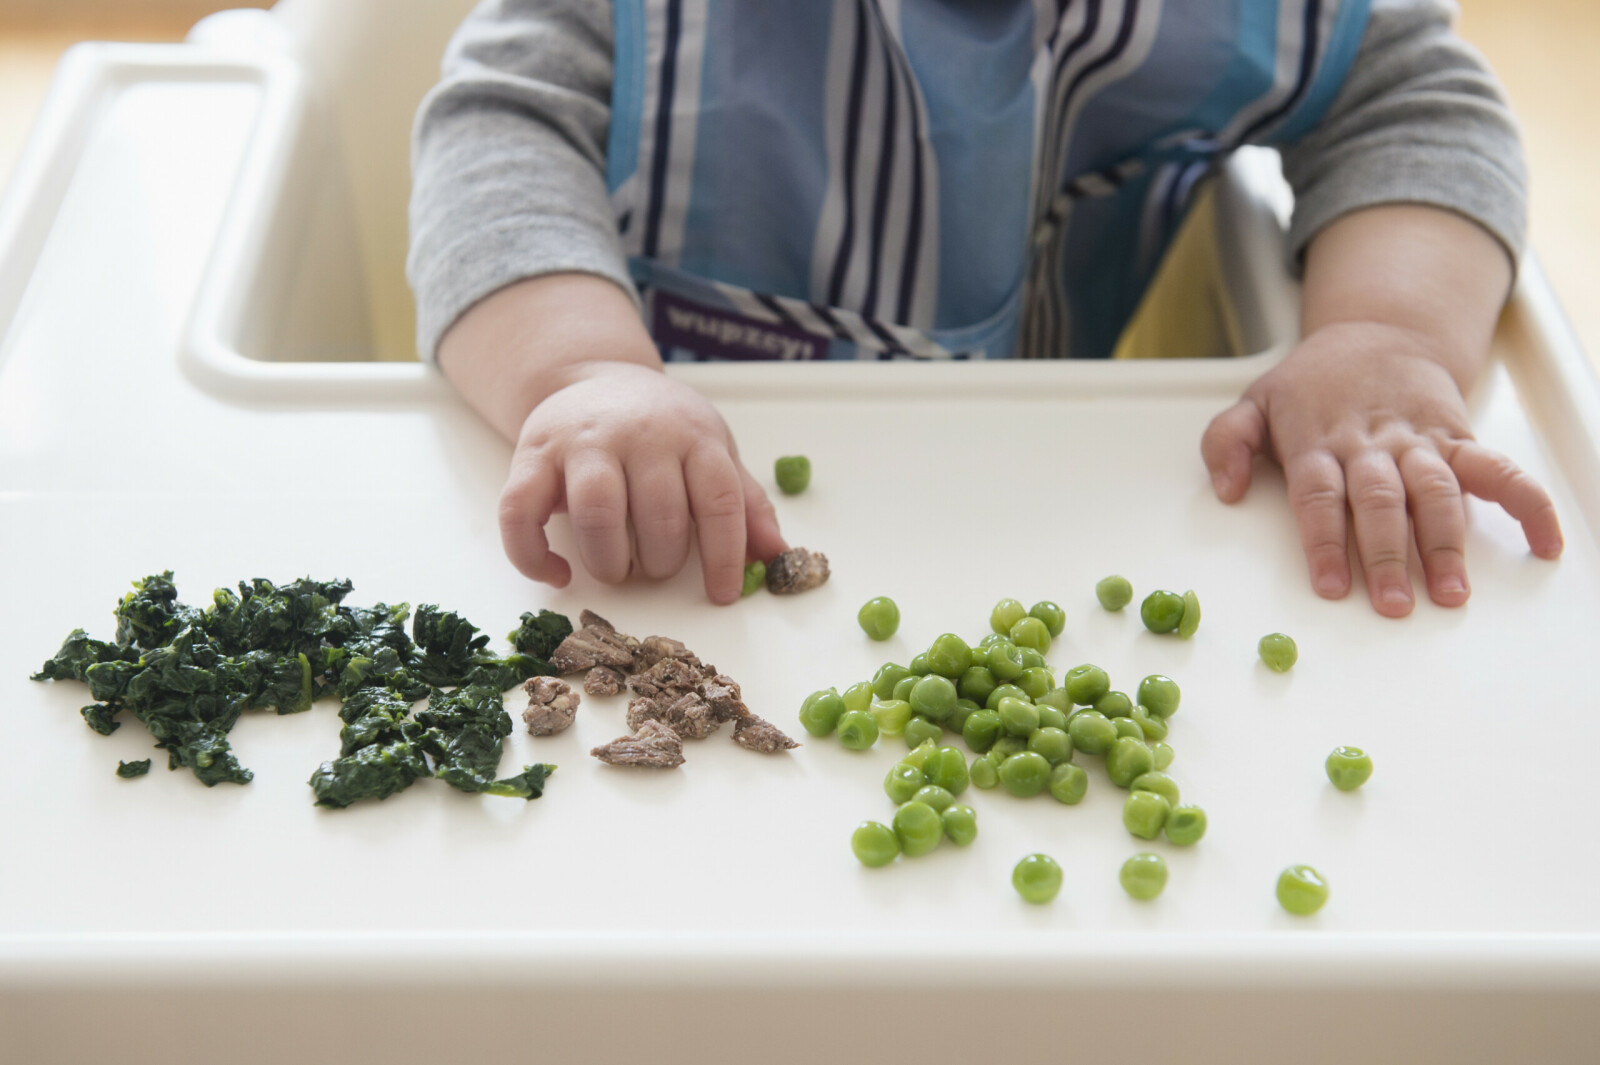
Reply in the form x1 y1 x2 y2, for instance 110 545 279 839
406 0 628 364
1279 0 1527 269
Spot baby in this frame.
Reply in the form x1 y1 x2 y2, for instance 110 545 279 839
409 0 1563 611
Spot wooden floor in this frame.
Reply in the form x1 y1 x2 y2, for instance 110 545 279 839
0 2 1595 373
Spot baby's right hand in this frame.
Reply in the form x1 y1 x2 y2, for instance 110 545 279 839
498 361 787 604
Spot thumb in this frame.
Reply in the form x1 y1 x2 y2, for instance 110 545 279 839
1200 397 1268 503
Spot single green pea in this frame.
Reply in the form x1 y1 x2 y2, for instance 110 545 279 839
1029 600 1066 638
1120 852 1168 900
947 699 979 734
774 454 811 494
741 561 766 597
1062 664 1109 706
857 596 900 640
902 739 937 769
958 665 998 707
1012 853 1063 904
1140 590 1185 634
798 689 845 737
961 708 1003 753
924 632 973 678
902 715 944 749
841 681 874 714
1016 647 1047 671
1151 742 1174 771
1028 726 1073 766
872 663 913 700
1177 590 1201 639
1164 803 1207 845
1276 864 1330 916
969 752 1001 790
1034 688 1072 714
908 652 932 676
1129 770 1179 805
998 751 1053 798
1122 789 1172 840
892 675 919 703
1067 710 1117 756
985 683 1028 710
851 821 900 867
1048 761 1089 805
1096 575 1134 611
997 696 1041 738
1094 690 1133 718
893 801 944 858
975 631 1007 650
990 598 1028 635
989 735 1028 761
913 784 955 813
985 640 1026 681
1131 704 1168 742
1107 736 1155 788
1009 616 1052 654
1016 667 1054 701
908 674 959 722
1036 705 1068 732
836 710 879 750
941 804 978 846
884 762 927 804
1325 746 1373 791
924 746 971 795
1114 716 1145 740
1137 674 1181 719
869 698 913 737
1258 632 1298 672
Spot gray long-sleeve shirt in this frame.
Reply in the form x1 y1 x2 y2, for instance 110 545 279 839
408 0 1526 363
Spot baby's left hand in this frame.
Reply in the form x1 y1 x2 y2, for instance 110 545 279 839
1201 321 1564 616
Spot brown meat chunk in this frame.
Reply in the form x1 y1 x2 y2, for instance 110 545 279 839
733 714 800 753
591 718 685 768
627 656 706 700
765 547 830 594
579 609 615 631
583 665 627 697
550 620 638 674
633 635 703 672
627 692 722 740
700 674 750 722
522 676 580 736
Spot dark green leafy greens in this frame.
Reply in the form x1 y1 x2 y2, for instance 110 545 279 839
33 572 568 808
116 759 151 778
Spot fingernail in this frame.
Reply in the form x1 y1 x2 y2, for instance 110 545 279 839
1315 572 1345 596
1439 575 1466 596
1211 470 1231 497
1381 586 1412 607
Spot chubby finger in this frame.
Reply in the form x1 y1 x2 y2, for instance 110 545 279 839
739 463 788 564
1200 398 1268 502
1344 451 1414 617
1449 441 1565 559
1283 449 1351 600
1398 446 1469 606
499 452 572 587
625 453 692 580
565 447 632 584
685 444 747 605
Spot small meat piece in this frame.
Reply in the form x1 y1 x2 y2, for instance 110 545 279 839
591 719 685 768
627 692 722 740
765 547 830 594
583 665 627 697
700 674 750 722
733 714 800 753
579 609 614 630
627 656 706 700
633 635 703 672
522 676 580 736
550 619 638 674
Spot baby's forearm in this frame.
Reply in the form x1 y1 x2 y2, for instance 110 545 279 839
436 273 660 441
1299 204 1514 392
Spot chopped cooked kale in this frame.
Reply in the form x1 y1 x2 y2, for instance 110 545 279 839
117 759 151 778
34 573 566 807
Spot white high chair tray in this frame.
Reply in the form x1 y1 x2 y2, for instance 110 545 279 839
1 36 1598 1065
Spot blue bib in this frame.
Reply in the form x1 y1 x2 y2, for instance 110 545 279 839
606 0 1369 360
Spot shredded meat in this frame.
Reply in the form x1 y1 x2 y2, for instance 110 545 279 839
583 665 627 697
765 547 830 594
550 618 639 674
521 676 580 736
633 635 702 672
627 656 705 701
733 714 800 753
627 691 722 740
591 718 685 768
700 674 750 722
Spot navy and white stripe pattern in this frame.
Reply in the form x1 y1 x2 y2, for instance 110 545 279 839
624 0 710 265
